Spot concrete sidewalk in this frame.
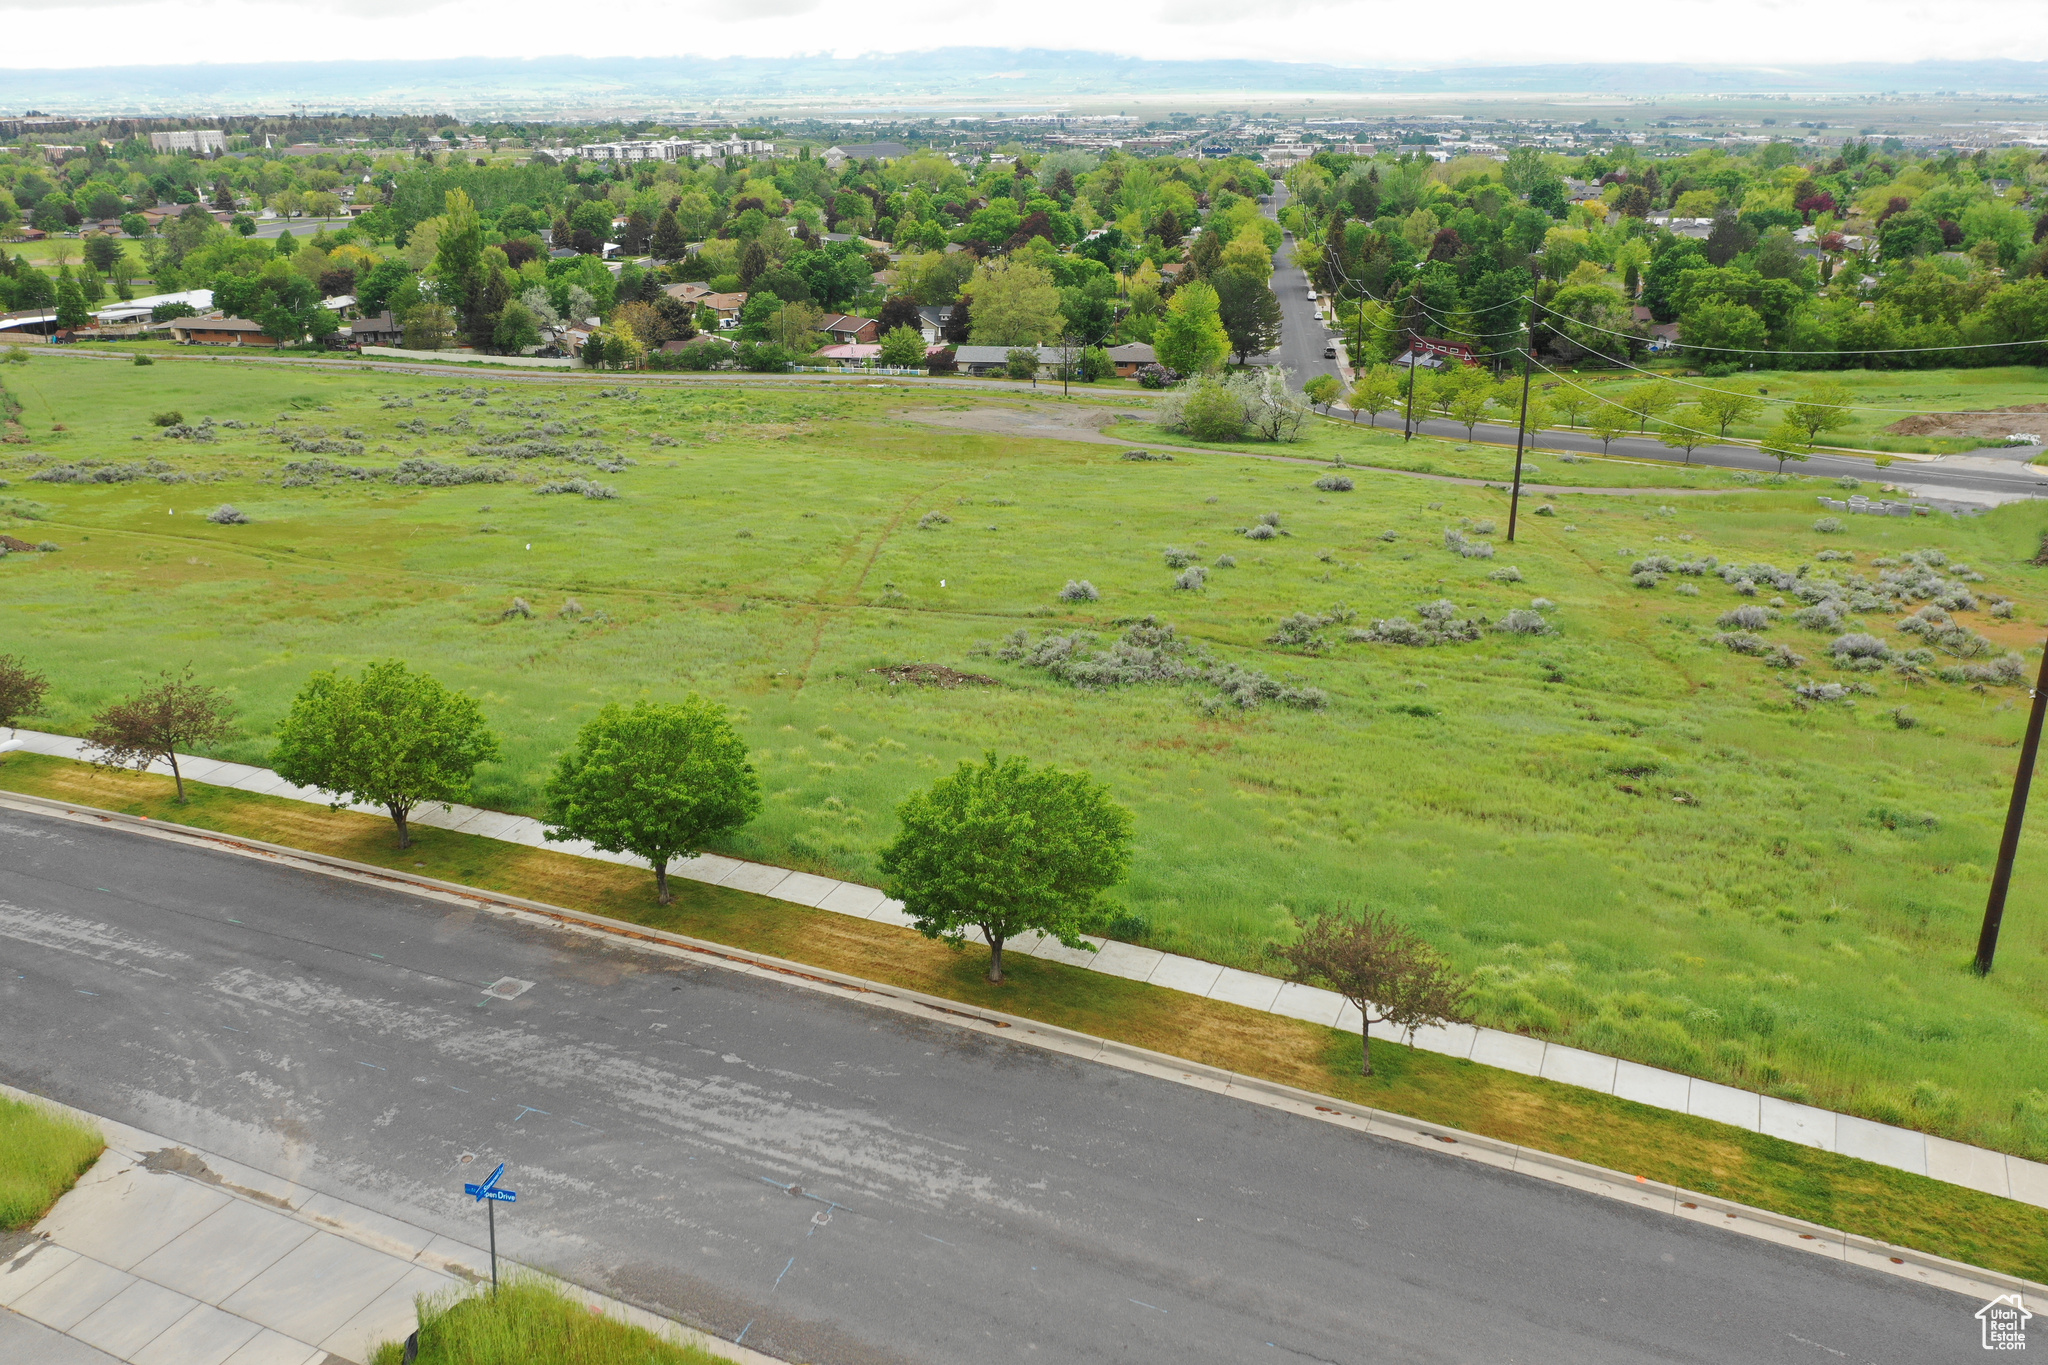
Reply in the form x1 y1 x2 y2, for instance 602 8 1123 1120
7 726 2046 1215
0 1090 765 1365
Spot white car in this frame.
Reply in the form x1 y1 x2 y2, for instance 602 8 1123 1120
1306 289 1317 301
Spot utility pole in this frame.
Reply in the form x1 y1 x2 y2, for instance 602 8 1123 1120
1400 280 1421 442
1506 294 1540 544
1976 643 2048 974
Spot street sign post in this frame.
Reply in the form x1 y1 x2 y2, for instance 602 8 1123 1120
462 1162 517 1291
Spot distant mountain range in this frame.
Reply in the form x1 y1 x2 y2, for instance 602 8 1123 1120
3 52 2046 116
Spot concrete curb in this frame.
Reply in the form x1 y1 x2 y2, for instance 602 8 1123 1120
0 1081 780 1365
4 789 2040 1306
6 731 2045 1214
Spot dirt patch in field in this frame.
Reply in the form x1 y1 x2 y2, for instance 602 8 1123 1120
893 404 1130 443
869 663 999 688
1884 403 2048 439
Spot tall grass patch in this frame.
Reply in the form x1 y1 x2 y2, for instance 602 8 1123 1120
0 1096 104 1229
369 1278 735 1365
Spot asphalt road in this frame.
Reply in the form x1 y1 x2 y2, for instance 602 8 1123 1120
1252 186 1344 391
0 806 2000 1364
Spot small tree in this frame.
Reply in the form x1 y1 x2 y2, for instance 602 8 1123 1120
1303 373 1341 413
542 698 761 905
1348 366 1401 426
1275 905 1472 1076
1617 379 1681 432
0 654 50 731
878 324 927 369
1004 346 1041 381
1449 384 1494 440
1761 420 1813 475
270 660 500 849
85 666 234 803
877 752 1134 983
1694 384 1763 436
1657 409 1709 464
1784 380 1854 448
1588 407 1632 454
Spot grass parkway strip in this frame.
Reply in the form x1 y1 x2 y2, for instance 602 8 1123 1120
3 752 2046 1286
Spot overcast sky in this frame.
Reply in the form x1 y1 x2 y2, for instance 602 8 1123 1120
0 0 2038 71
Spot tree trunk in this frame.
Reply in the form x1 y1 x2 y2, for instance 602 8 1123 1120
985 931 1005 984
1360 1014 1374 1076
655 861 671 905
167 750 186 804
390 804 410 850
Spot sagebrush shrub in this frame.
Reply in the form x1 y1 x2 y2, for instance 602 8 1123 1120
1488 566 1524 583
1215 554 1237 568
205 504 249 525
917 510 951 529
1717 605 1771 631
1813 517 1845 533
1174 566 1207 591
1495 609 1550 635
1163 547 1198 569
1058 580 1100 603
1244 523 1278 541
1314 474 1354 492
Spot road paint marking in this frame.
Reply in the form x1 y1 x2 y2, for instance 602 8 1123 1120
369 953 385 959
1129 1299 1167 1314
773 1257 795 1289
735 1321 753 1345
919 1232 951 1245
222 1025 241 1033
513 1105 549 1122
358 1061 386 1070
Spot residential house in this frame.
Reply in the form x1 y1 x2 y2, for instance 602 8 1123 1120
818 314 879 345
662 281 715 306
818 342 948 367
951 344 1069 376
167 315 282 347
348 311 402 347
697 292 749 328
1106 342 1157 377
914 305 953 343
0 307 57 337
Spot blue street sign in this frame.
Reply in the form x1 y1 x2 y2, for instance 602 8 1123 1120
464 1161 515 1203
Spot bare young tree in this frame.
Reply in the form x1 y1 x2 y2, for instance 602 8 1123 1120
0 654 50 732
1276 905 1473 1076
85 666 234 803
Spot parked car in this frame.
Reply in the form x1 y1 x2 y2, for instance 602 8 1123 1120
1323 345 1337 359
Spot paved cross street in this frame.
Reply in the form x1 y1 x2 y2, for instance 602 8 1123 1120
0 805 2001 1363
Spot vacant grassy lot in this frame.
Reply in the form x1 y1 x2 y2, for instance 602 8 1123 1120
6 350 2048 1161
0 1095 104 1230
1563 366 2048 455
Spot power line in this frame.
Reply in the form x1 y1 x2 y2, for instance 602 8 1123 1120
1535 300 2048 357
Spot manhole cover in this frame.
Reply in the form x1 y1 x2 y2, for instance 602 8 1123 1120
482 977 534 1001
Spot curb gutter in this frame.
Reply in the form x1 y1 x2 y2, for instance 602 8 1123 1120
4 789 2041 1306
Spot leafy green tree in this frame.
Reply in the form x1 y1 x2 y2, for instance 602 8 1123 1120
1077 345 1112 382
400 301 454 350
542 699 761 905
1212 267 1283 364
1694 385 1764 436
434 189 485 338
1448 383 1495 439
1761 420 1813 474
1588 407 1632 454
83 234 122 274
492 299 540 354
119 212 149 240
85 666 234 804
1616 380 1681 432
1153 280 1230 376
1784 380 1854 447
967 257 1064 345
270 660 499 849
1005 346 1041 380
877 752 1135 983
1276 905 1472 1076
1680 297 1769 358
1657 411 1711 463
650 207 687 261
54 268 90 331
878 324 927 368
1348 366 1402 426
1303 373 1341 412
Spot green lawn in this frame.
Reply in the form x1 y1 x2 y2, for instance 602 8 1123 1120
371 1279 736 1365
1561 366 2048 456
7 350 2048 1162
0 1096 104 1230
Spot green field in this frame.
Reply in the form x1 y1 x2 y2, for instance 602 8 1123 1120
1561 366 2048 456
8 351 2048 1161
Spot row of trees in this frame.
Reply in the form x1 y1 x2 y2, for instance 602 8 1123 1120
0 653 1465 1069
